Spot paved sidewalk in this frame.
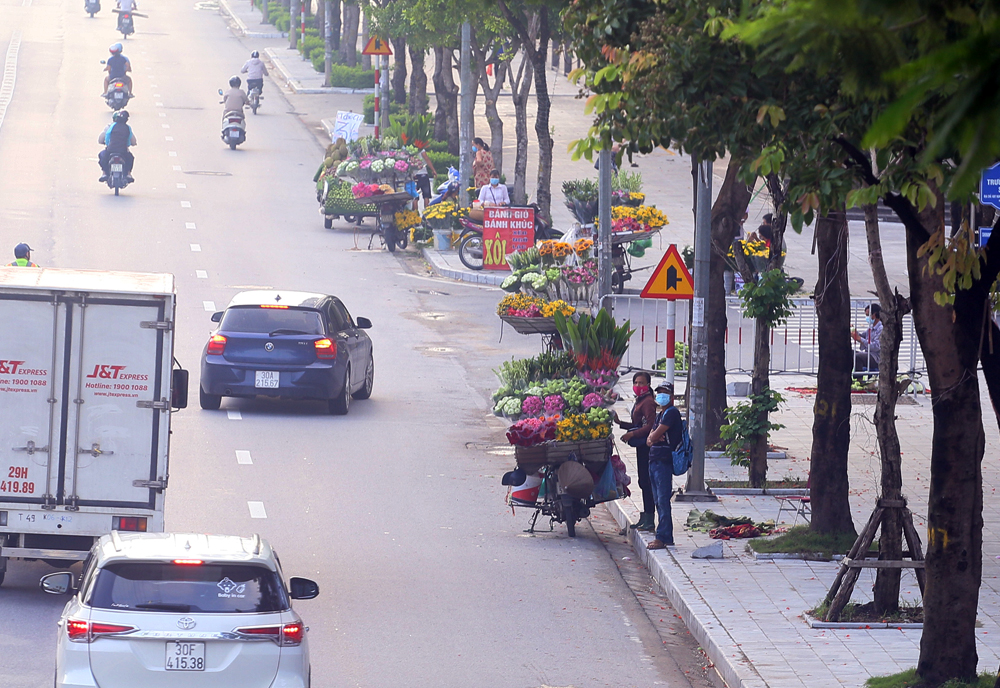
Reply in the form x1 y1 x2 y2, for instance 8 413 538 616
600 374 1000 688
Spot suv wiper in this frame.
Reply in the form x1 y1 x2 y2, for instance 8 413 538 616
268 329 308 336
135 602 191 612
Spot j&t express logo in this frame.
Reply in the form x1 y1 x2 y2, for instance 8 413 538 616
86 364 149 381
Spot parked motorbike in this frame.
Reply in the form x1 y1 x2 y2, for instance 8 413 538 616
218 90 246 149
105 153 130 196
85 0 100 16
457 204 563 271
502 464 592 538
248 84 261 115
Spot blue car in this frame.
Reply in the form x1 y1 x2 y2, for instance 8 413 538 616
200 290 373 414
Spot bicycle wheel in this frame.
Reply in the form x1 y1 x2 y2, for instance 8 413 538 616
458 233 484 270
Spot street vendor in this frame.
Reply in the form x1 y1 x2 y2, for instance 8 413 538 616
615 372 657 532
470 169 509 223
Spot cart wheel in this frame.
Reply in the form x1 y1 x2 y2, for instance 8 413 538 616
324 217 333 229
384 225 398 253
561 494 576 538
344 215 358 224
397 231 408 250
611 268 625 294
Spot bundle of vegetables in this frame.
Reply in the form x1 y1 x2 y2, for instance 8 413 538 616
506 247 541 271
506 417 558 446
314 138 350 191
323 178 376 214
556 412 612 442
492 351 581 392
554 309 634 371
336 142 419 183
493 395 524 417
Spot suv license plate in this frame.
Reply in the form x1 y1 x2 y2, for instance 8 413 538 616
255 371 279 388
165 641 205 671
110 164 123 172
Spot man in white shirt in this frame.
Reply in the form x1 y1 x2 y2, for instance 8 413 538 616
117 0 136 32
477 169 510 206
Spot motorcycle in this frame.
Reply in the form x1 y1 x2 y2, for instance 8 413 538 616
116 10 134 38
105 153 130 196
248 84 261 115
457 204 563 271
101 68 131 110
219 90 246 149
502 464 593 538
85 0 100 16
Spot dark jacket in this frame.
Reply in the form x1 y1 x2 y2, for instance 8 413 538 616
623 391 657 440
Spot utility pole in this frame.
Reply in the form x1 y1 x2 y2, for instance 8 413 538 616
597 147 613 312
458 22 473 208
323 0 332 87
676 158 717 503
300 0 307 61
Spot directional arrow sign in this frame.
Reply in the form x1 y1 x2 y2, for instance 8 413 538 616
640 244 694 300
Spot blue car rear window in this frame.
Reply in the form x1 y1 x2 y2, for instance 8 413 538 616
221 307 324 334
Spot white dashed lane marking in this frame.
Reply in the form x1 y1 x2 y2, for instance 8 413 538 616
236 450 252 464
196 270 208 279
180 201 191 208
185 222 196 229
177 183 186 188
202 301 215 311
168 151 177 156
190 243 201 251
248 502 267 519
173 165 182 171
227 410 242 420
165 136 173 141
162 124 170 129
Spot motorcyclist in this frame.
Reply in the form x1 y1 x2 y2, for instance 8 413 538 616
6 243 39 267
98 110 137 182
222 75 250 114
116 0 136 32
240 51 268 96
103 43 132 96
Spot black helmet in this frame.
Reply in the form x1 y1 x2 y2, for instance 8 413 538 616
113 110 129 123
229 75 241 88
251 50 259 58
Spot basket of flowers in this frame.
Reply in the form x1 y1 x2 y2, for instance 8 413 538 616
496 294 570 334
421 201 469 230
507 417 557 471
547 409 613 464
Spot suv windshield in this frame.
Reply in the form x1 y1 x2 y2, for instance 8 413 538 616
221 307 323 335
89 563 288 614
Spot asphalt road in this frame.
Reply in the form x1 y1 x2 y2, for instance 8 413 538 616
0 1 718 686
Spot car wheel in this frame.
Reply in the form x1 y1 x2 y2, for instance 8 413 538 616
199 387 222 410
328 365 350 415
352 358 373 400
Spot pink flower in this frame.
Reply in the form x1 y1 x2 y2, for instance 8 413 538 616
544 395 565 414
522 396 544 416
583 393 604 410
359 159 371 169
394 160 409 171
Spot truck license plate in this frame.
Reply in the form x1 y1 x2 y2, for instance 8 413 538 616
255 371 279 388
165 642 205 671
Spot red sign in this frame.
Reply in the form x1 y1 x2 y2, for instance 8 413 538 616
482 207 535 270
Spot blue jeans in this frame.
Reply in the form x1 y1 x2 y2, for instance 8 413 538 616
647 459 674 545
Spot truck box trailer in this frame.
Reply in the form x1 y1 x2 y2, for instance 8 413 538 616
0 268 187 584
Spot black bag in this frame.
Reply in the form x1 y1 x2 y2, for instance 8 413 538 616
626 435 646 448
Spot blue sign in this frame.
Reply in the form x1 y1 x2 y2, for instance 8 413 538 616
981 162 1000 210
981 226 993 248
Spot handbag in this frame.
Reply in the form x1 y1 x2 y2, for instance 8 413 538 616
591 459 620 503
626 434 645 448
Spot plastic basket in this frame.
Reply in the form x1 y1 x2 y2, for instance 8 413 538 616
498 315 560 335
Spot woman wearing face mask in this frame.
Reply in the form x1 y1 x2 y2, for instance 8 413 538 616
644 382 683 549
471 137 493 189
477 169 510 207
614 372 657 531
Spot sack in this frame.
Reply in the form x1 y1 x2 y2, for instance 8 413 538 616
557 461 595 499
591 459 619 503
672 419 693 476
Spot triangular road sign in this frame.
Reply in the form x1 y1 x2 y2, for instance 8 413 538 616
362 37 392 56
640 244 694 300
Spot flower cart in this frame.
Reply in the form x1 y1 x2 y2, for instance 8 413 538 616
496 310 634 537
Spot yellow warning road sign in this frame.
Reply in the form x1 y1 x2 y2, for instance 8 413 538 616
640 244 694 300
362 37 392 56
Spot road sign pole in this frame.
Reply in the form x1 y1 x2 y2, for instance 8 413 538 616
300 3 306 61
676 159 717 503
664 299 676 387
373 68 380 140
598 148 613 311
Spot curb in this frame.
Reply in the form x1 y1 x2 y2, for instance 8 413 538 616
217 0 287 38
709 487 810 496
706 451 787 460
604 499 769 688
421 247 504 286
265 49 374 95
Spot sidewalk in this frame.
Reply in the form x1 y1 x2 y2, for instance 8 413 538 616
602 375 1000 688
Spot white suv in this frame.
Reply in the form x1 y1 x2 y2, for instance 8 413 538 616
41 531 318 688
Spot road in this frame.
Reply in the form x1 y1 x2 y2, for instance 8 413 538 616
0 1 718 687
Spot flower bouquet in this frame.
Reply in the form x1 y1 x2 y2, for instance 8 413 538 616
421 201 468 230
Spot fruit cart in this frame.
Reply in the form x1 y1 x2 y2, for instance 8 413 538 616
319 178 378 229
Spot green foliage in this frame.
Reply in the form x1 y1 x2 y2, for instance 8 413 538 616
425 150 459 173
554 308 635 369
738 269 795 328
681 245 695 272
492 351 579 388
653 342 690 371
611 169 643 194
749 525 861 558
562 178 599 203
363 93 408 124
324 64 376 88
719 388 784 468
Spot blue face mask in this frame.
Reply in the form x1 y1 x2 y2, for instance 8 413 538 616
472 146 478 152
865 316 873 327
490 178 499 186
655 393 671 406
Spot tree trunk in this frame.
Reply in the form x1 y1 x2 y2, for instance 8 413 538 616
360 8 370 70
563 43 572 75
339 2 359 67
897 186 984 685
551 40 559 69
289 0 299 49
432 47 460 156
748 320 770 488
314 0 322 33
706 160 752 447
808 207 856 535
391 37 407 105
472 34 507 176
329 0 340 51
408 46 427 116
530 10 553 221
509 53 533 206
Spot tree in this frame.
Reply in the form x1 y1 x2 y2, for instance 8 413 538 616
391 37 407 104
339 1 360 66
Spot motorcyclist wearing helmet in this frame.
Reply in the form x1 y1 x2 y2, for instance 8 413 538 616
222 75 250 115
116 0 137 31
97 110 137 182
103 43 132 95
240 51 268 96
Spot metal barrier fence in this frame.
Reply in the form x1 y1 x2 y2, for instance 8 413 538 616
609 295 926 376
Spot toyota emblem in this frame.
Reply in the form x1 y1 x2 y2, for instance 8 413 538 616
264 342 274 352
177 617 196 630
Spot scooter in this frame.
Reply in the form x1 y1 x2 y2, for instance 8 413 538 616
248 84 261 115
105 153 130 196
219 89 247 149
85 0 100 16
101 64 132 110
116 10 134 38
457 204 563 271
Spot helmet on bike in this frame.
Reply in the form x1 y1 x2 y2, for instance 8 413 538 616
113 110 129 123
229 75 241 88
251 50 259 58
109 43 123 54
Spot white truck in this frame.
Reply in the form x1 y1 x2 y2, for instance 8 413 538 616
0 268 188 584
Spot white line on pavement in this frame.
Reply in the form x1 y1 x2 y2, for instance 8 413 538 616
185 222 196 229
162 124 170 128
248 501 267 519
158 112 166 118
168 150 177 156
172 165 182 171
177 183 186 188
196 270 208 279
165 136 173 141
228 410 242 420
203 301 216 311
181 201 191 207
236 450 252 464
0 32 23 136
155 102 164 107
190 243 201 251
